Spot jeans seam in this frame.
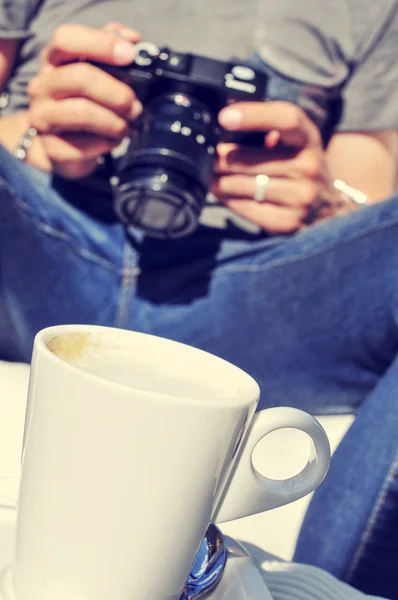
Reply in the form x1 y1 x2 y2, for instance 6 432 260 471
212 215 398 276
12 195 122 274
344 451 398 583
116 242 138 329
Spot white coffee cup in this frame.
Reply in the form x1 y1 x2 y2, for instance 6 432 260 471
1 325 330 600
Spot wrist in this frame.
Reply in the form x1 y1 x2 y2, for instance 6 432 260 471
0 111 51 171
307 178 369 225
0 111 30 150
14 126 37 161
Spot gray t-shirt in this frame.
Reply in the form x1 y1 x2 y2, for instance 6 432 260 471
2 0 397 130
1 0 397 233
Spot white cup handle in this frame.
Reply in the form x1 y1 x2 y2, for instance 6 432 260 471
214 407 331 524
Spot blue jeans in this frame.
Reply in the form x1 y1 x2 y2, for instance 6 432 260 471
1 145 398 597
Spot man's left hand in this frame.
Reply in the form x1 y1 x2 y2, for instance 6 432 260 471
212 101 346 234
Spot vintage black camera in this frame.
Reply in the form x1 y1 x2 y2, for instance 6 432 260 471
99 42 269 238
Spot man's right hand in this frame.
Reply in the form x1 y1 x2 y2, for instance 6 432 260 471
27 23 142 178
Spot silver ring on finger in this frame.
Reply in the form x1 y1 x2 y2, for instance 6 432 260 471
253 174 270 203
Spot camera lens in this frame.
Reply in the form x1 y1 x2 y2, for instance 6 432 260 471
113 92 219 239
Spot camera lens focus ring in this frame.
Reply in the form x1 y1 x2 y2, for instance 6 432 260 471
113 92 220 238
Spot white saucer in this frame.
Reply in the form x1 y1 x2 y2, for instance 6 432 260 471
207 536 273 600
0 521 272 600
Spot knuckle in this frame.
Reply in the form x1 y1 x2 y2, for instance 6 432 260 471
70 62 93 92
29 104 48 133
105 34 121 57
27 76 40 99
39 47 47 65
104 21 123 29
28 65 53 98
50 24 74 49
298 181 319 207
50 26 66 50
41 135 64 161
45 134 88 162
300 153 322 180
113 118 128 137
266 218 297 235
282 104 304 132
282 222 298 234
277 210 304 233
284 216 302 233
116 87 135 113
68 98 91 123
311 123 322 146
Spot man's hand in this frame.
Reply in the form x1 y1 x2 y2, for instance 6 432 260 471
212 102 346 234
27 23 142 178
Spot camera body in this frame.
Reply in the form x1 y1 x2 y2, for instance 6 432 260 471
100 42 269 238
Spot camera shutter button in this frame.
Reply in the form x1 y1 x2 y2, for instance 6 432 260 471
135 41 160 67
